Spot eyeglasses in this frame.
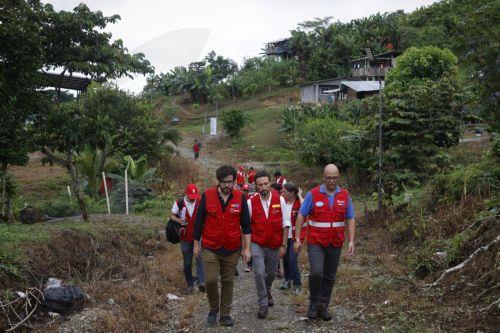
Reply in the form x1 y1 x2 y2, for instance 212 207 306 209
324 176 339 181
219 180 234 185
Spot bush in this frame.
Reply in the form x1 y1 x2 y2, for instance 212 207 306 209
221 108 246 137
38 197 80 217
293 117 364 171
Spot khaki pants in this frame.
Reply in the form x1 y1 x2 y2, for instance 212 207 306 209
202 249 240 316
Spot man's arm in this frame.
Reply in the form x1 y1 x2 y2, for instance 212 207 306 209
346 196 355 255
193 194 207 241
240 194 252 263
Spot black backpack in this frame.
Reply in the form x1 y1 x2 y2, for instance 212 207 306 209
166 197 185 244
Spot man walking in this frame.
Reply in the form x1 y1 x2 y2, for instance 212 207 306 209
170 184 204 293
193 139 201 160
294 164 355 321
248 170 290 319
193 165 251 327
273 170 286 191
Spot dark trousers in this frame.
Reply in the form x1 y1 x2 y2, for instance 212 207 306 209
180 241 204 287
202 249 240 316
307 243 342 307
284 238 301 286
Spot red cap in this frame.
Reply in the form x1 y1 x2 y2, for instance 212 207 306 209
185 184 200 200
242 183 249 190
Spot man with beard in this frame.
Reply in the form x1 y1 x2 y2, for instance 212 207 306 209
294 164 355 321
193 165 251 327
248 170 291 319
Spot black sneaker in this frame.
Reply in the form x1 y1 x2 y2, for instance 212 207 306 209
207 310 218 326
198 283 205 292
186 285 194 294
219 315 234 326
257 306 268 319
280 280 292 290
234 270 239 277
307 303 318 319
318 305 332 321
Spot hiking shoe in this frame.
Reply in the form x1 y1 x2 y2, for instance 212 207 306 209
207 310 218 326
245 265 252 272
219 315 234 326
234 270 239 277
198 283 205 293
257 306 268 319
280 280 292 290
307 303 318 319
186 285 195 294
318 305 332 321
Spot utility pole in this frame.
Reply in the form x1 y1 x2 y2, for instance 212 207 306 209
204 106 208 188
378 80 383 210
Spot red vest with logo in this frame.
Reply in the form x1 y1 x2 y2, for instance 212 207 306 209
290 198 307 241
247 170 255 183
250 193 283 249
201 187 243 251
307 186 349 247
236 170 245 185
178 198 199 242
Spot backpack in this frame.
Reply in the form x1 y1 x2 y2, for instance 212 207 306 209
166 197 185 244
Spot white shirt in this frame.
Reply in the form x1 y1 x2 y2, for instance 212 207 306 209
171 196 196 218
283 201 296 239
247 192 291 228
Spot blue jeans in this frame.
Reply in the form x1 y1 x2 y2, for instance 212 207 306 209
180 241 205 287
284 238 301 286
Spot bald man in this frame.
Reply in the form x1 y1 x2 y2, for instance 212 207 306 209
294 164 355 321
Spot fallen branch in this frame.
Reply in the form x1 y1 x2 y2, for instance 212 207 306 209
426 235 500 288
460 214 499 236
479 298 500 313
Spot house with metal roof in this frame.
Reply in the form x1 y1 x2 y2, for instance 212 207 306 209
349 49 400 81
264 38 294 59
300 78 384 104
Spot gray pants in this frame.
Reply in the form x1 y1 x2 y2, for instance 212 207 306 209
307 244 342 308
251 242 279 306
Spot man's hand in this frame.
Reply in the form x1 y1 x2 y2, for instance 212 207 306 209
193 241 201 258
346 241 355 256
278 245 286 258
293 239 301 254
242 247 251 263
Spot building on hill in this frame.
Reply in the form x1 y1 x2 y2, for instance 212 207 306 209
264 38 294 59
348 49 400 81
300 78 384 104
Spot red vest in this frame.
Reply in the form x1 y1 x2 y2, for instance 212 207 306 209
236 170 245 185
307 186 349 247
288 199 308 241
250 193 283 249
247 170 256 183
178 198 199 242
201 187 243 251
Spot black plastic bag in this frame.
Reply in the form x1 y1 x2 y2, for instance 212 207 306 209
43 285 85 313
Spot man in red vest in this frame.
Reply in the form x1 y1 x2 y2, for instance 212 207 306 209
193 165 251 327
169 184 203 293
274 170 287 191
247 167 256 184
236 165 246 187
248 170 291 319
294 164 355 321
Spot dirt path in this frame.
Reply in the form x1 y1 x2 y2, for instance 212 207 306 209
183 260 372 333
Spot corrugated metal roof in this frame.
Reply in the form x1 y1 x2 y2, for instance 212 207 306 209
340 80 384 92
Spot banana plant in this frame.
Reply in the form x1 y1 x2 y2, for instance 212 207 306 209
123 155 156 182
76 145 119 199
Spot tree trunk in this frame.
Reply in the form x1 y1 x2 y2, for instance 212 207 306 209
7 197 15 224
66 152 89 222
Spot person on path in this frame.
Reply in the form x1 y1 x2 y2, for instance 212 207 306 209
248 170 291 319
170 184 204 293
294 164 355 321
193 165 251 327
274 170 287 191
193 139 201 160
236 165 246 188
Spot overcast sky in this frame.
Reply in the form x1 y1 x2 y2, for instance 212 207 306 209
45 0 439 92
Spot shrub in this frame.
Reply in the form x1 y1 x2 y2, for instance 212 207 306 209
221 108 246 137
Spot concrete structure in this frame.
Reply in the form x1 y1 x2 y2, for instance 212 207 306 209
349 50 400 81
299 77 355 104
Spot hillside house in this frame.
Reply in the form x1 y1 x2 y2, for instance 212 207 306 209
264 38 294 59
300 77 356 104
349 49 400 81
